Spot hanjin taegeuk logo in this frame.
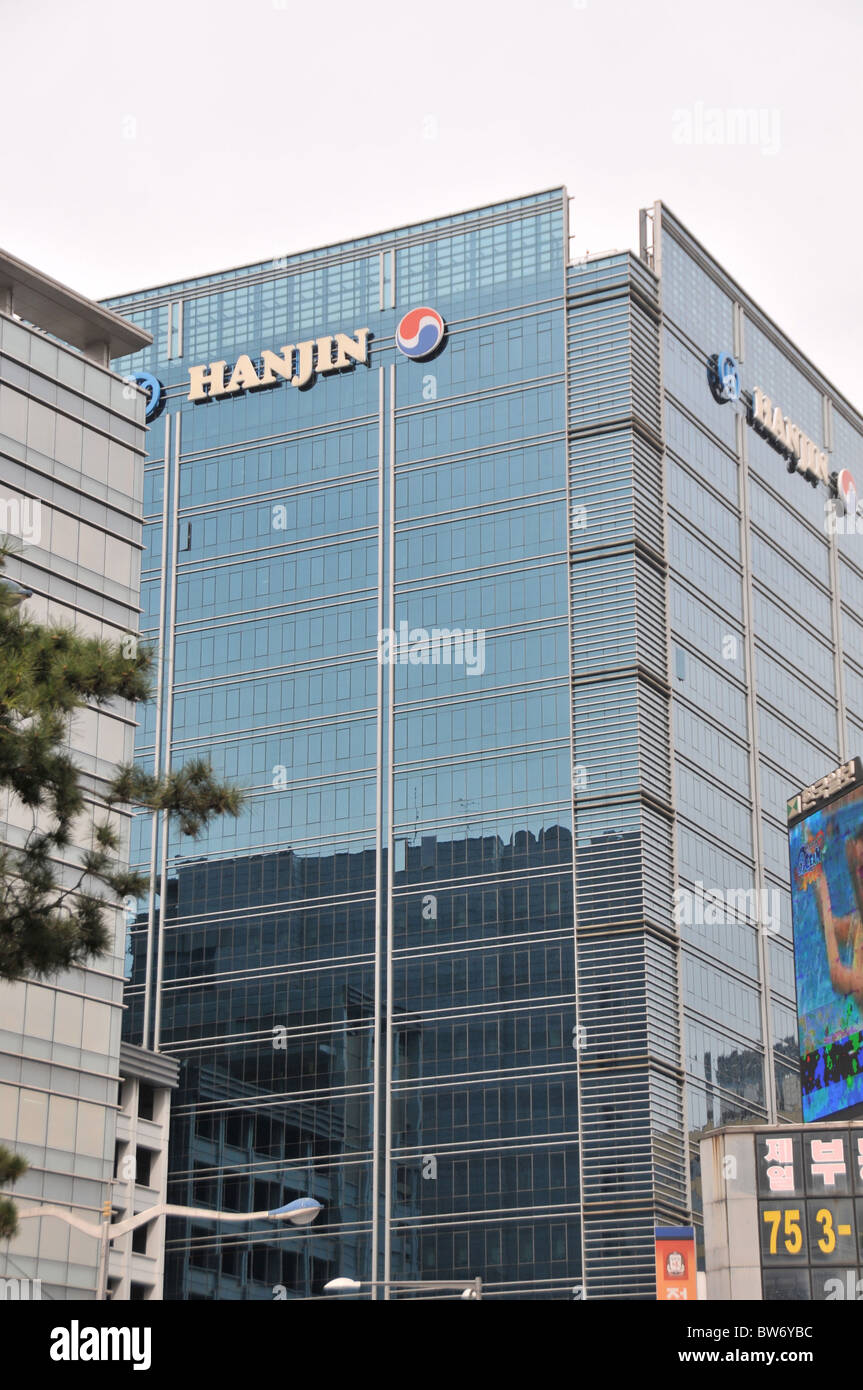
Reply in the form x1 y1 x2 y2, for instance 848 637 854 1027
395 306 445 360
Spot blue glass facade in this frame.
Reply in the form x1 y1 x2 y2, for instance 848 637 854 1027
105 190 863 1299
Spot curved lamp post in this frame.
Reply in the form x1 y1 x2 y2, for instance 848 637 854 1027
14 1195 323 1298
0 577 33 604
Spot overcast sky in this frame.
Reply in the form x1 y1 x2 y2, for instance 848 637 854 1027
2 0 861 400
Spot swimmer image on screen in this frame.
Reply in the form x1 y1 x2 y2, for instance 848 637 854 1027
788 781 863 1121
813 834 863 1006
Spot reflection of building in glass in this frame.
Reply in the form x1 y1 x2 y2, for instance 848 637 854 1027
391 825 577 1296
128 826 578 1299
130 846 377 1300
107 191 863 1296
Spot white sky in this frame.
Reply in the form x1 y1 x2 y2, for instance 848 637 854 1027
2 0 861 401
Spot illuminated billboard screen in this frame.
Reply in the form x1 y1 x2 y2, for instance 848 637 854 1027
789 773 863 1121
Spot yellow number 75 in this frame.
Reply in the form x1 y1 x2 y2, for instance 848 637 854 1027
763 1208 802 1255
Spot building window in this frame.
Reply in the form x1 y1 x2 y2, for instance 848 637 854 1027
195 1112 219 1141
135 1146 154 1187
225 1114 247 1149
223 1176 247 1211
189 1227 216 1270
132 1221 151 1255
194 1163 219 1207
138 1084 155 1121
221 1245 245 1278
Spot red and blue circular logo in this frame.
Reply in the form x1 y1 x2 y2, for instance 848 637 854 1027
838 468 858 517
395 306 445 360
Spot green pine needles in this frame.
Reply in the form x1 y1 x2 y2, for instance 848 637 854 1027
0 551 243 983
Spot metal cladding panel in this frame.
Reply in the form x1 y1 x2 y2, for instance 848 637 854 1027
634 554 669 685
647 1066 689 1208
641 805 677 928
574 805 644 927
572 676 640 799
577 1068 655 1197
567 296 632 431
570 551 638 673
630 300 663 440
644 930 684 1070
637 678 672 803
567 246 686 1298
580 1218 658 1300
576 931 650 1057
632 431 665 553
571 676 670 806
569 428 637 547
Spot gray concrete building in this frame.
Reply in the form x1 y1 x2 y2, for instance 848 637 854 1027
108 1043 179 1300
0 249 152 1297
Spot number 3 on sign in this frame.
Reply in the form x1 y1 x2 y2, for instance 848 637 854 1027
815 1207 836 1254
763 1208 802 1254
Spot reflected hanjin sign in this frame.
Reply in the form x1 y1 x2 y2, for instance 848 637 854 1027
750 386 832 491
709 351 857 512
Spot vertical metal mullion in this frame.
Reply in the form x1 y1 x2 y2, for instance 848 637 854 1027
383 361 396 1297
166 302 173 361
733 300 745 363
141 411 171 1051
175 300 184 359
738 409 777 1124
829 528 848 761
825 396 848 760
654 217 693 1233
561 190 590 1301
371 367 386 1297
152 411 181 1053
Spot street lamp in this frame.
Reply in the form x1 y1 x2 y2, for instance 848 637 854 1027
14 1196 323 1298
0 576 33 604
324 1275 482 1300
268 1198 323 1227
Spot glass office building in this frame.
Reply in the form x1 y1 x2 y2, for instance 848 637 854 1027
105 189 863 1299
